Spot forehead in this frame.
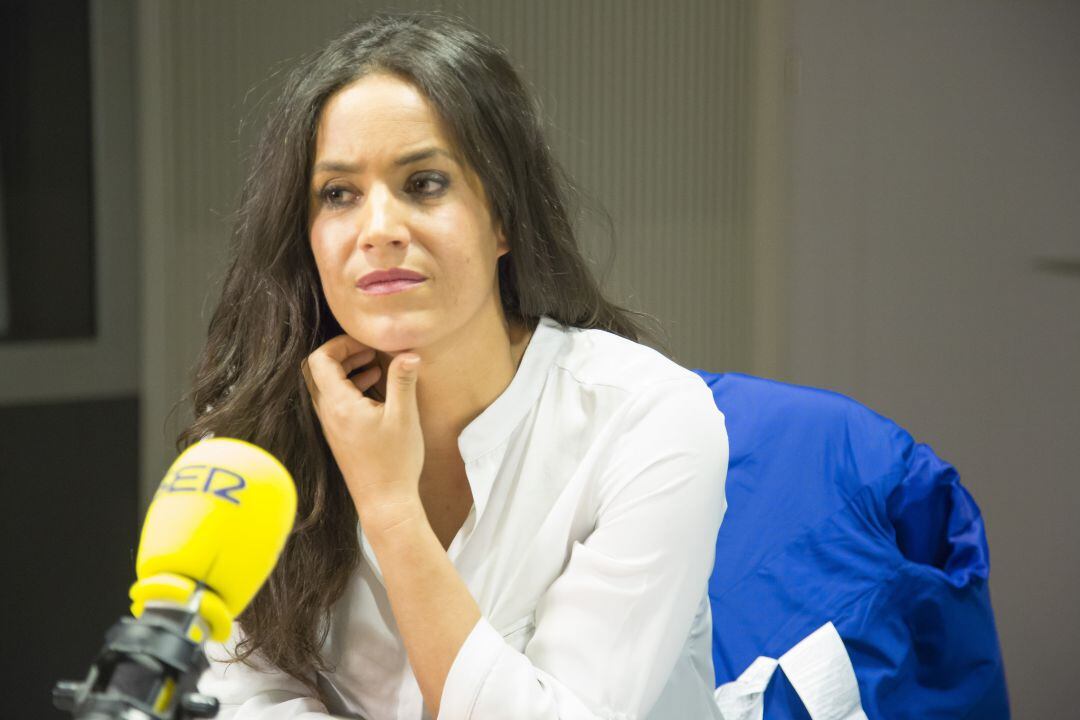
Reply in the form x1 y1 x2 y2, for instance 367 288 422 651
314 73 455 161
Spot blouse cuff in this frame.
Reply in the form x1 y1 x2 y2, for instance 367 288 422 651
438 617 505 720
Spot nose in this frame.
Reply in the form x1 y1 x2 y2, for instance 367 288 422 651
357 183 410 254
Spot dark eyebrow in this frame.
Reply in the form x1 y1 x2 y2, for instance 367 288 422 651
394 147 456 167
312 147 456 174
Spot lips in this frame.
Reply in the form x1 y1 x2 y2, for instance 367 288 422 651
356 268 427 296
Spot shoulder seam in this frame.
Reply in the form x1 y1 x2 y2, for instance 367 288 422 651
548 362 702 395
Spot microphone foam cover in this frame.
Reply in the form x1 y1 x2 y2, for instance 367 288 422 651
135 438 297 624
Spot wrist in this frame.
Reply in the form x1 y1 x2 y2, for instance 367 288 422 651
357 494 427 539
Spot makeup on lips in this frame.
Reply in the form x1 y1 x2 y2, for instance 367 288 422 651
356 268 427 296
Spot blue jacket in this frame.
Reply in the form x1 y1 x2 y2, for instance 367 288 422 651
695 371 1009 719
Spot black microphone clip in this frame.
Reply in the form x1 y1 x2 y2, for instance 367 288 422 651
53 607 219 720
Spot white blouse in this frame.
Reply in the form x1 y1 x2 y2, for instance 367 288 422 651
199 315 729 720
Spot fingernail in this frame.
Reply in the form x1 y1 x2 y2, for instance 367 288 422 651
402 355 421 369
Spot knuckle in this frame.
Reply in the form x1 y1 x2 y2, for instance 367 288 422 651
327 401 350 424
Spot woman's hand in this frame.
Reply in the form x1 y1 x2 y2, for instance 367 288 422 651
301 334 426 526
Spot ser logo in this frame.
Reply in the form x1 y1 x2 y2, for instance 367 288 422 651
158 464 246 505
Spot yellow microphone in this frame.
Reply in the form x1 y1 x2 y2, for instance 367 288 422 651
131 437 298 643
54 438 297 720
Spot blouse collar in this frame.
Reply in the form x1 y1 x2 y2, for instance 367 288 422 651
455 315 566 521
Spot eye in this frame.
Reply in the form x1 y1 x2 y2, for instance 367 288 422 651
318 184 357 208
408 172 449 197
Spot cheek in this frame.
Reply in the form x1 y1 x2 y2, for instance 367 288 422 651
432 209 499 269
308 221 347 281
438 240 494 295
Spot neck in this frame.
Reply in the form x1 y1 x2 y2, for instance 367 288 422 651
370 308 535 458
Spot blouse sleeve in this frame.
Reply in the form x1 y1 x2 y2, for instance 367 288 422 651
197 626 348 720
438 377 729 720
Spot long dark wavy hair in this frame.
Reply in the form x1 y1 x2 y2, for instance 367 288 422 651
177 10 664 690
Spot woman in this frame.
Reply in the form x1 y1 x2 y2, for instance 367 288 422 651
189 11 728 720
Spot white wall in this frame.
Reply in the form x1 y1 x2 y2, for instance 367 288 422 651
785 2 1080 716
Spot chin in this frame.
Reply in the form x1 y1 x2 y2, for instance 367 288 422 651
346 314 434 354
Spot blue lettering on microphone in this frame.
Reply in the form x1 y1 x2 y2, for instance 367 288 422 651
158 464 246 505
203 467 246 505
169 466 202 492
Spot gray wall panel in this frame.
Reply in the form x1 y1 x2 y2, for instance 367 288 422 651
786 2 1079 715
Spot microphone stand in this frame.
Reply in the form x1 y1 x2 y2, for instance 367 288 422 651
53 589 220 719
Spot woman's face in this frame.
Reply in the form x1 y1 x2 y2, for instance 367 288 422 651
308 72 508 353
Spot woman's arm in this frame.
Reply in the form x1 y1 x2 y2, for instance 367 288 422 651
304 336 728 719
303 337 477 716
358 500 480 717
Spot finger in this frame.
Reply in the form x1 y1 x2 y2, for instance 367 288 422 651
348 364 382 393
306 335 372 401
300 358 320 409
385 354 421 424
342 347 377 375
307 334 374 381
321 333 373 363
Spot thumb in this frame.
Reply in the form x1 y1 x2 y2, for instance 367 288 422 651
385 353 421 422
